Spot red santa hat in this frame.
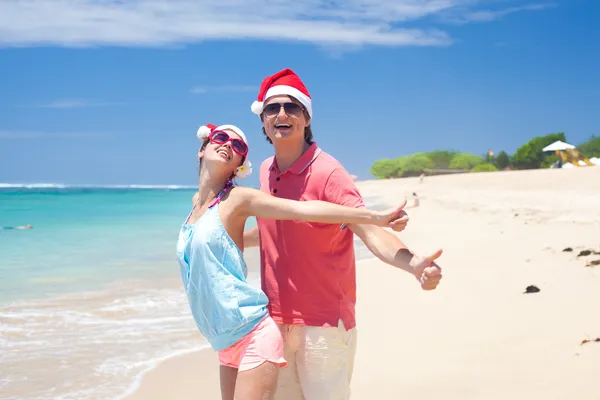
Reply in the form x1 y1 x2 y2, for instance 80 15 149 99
251 68 312 118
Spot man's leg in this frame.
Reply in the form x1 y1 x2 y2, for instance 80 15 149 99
274 324 304 400
296 320 358 400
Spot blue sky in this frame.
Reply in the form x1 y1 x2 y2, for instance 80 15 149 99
0 0 598 187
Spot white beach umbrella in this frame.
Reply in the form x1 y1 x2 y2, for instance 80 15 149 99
542 140 576 152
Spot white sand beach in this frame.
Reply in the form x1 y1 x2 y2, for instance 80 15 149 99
126 167 600 400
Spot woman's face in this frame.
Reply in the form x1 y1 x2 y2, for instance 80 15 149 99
199 129 246 176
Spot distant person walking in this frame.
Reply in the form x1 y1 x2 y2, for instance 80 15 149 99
412 192 420 208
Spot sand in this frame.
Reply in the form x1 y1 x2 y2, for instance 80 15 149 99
126 167 600 400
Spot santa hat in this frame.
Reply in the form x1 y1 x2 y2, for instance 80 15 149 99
196 123 248 145
251 68 312 118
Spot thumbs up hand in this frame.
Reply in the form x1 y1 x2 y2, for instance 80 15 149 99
410 249 443 290
377 199 409 232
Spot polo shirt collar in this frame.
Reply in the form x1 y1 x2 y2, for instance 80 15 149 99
269 143 322 175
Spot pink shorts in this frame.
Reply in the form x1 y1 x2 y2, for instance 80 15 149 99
218 316 287 371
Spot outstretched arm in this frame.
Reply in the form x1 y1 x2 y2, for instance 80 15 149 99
349 223 443 290
235 187 406 228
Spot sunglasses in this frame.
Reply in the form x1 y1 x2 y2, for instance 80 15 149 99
208 130 248 156
262 102 304 118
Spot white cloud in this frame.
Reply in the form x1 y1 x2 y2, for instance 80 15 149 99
0 1 555 48
33 99 123 109
0 130 108 139
190 85 256 94
0 0 461 48
444 2 556 24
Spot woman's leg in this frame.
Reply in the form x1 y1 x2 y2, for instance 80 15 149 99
235 361 279 400
220 365 238 400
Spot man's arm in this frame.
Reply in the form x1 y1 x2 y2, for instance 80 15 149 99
322 166 441 290
243 226 260 248
348 224 414 274
348 224 443 290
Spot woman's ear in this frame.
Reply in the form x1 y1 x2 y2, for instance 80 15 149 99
198 149 205 160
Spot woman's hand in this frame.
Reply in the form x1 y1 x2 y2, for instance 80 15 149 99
375 200 409 231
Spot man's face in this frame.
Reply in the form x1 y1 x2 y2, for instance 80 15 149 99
262 95 310 144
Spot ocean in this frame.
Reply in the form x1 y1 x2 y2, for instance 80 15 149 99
0 185 258 400
0 184 378 400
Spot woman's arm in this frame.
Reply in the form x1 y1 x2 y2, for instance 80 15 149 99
234 187 406 227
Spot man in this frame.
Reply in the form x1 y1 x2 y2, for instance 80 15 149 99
244 68 442 399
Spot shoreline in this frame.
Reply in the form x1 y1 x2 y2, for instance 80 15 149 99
112 344 214 400
121 346 221 400
2 249 262 400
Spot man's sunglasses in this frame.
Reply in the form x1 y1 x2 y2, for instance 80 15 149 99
208 131 248 156
262 102 304 118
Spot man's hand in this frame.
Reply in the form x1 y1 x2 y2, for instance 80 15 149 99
410 249 443 290
376 199 409 232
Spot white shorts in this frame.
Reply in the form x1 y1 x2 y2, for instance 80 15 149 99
275 319 357 400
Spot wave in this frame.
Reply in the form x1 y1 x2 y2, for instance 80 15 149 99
0 183 68 189
1 282 208 400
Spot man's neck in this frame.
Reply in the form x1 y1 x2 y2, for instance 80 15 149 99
273 140 311 173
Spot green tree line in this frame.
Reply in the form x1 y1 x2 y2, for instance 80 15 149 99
370 133 599 179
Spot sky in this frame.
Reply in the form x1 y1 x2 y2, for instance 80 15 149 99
0 0 598 187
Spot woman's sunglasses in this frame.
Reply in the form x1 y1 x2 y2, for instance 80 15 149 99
209 131 248 156
262 102 304 118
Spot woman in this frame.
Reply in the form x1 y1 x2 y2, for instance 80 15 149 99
177 123 407 400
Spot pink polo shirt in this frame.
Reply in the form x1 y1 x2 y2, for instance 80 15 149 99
257 143 365 330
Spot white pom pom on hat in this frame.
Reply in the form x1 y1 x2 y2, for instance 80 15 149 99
197 124 214 140
251 101 264 115
251 68 312 118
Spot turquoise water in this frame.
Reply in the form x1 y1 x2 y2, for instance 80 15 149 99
0 186 256 304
